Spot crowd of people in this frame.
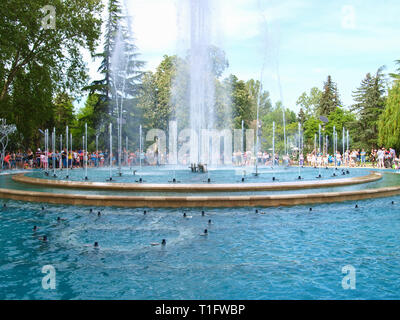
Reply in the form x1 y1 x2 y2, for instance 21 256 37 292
1 147 399 170
232 147 400 169
0 148 154 170
304 148 399 169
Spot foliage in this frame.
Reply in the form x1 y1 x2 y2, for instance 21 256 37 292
318 76 341 116
260 102 297 154
378 82 400 149
296 87 322 119
350 67 386 149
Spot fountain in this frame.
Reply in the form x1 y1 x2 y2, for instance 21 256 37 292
0 0 392 210
2 1 400 301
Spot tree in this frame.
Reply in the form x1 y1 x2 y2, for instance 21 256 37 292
230 75 254 129
303 116 323 149
297 108 306 125
350 67 386 149
53 93 75 134
140 55 177 132
245 79 272 120
389 60 400 81
0 0 102 148
325 107 355 152
378 81 400 149
296 87 322 119
318 76 341 116
0 0 103 102
261 102 297 154
85 0 144 132
0 119 17 170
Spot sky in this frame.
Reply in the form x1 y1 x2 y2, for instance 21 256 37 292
82 0 400 113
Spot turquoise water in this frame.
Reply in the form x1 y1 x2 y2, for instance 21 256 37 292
26 165 368 184
0 196 400 299
1 167 400 299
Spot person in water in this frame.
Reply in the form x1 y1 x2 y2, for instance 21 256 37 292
200 229 208 236
39 235 47 241
151 239 166 246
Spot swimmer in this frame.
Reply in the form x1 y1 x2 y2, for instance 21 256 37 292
201 211 205 216
39 235 47 241
183 213 192 218
57 217 66 222
3 203 6 208
355 204 359 209
97 212 101 217
41 206 45 211
200 229 208 236
208 219 212 224
33 225 38 231
144 210 147 215
89 209 93 213
94 242 99 247
151 239 166 246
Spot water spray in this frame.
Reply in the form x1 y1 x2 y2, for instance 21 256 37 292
66 126 69 179
52 128 56 178
85 123 88 180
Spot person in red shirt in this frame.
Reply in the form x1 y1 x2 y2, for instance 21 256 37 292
3 152 11 169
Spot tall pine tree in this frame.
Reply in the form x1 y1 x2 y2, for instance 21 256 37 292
318 75 341 116
85 0 144 147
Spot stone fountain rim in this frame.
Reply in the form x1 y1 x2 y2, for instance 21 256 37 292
0 172 399 208
11 171 382 192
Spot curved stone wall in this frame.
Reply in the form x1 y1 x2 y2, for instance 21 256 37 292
12 171 382 192
1 181 399 208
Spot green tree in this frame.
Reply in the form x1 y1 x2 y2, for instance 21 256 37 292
230 75 254 129
245 79 272 120
389 60 400 81
350 67 386 149
0 0 102 148
296 87 322 119
318 76 341 116
85 0 144 132
378 81 400 149
53 92 75 135
0 0 102 102
261 102 297 154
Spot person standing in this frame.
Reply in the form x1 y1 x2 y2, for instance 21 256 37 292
360 149 366 167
